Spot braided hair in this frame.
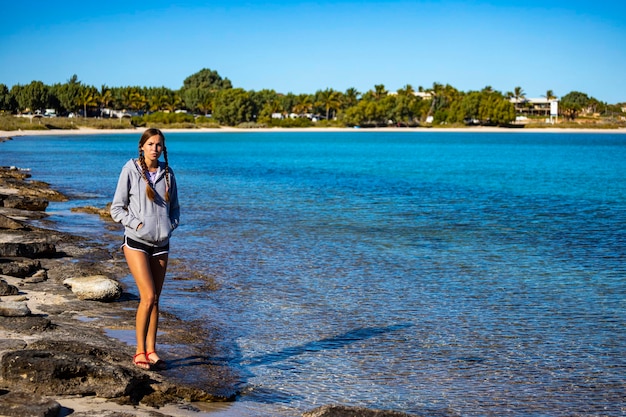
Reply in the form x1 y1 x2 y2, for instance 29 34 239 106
138 128 170 202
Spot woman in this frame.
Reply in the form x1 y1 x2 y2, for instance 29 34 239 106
111 128 180 370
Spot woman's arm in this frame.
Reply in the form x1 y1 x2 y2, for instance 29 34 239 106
110 166 142 231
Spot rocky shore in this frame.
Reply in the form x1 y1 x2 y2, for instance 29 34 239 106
0 161 239 416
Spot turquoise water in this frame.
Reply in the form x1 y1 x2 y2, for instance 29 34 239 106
2 131 625 416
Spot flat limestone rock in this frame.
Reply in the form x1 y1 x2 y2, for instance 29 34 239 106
0 301 31 317
63 275 123 302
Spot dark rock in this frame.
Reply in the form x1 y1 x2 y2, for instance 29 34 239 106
0 316 54 332
303 405 421 417
0 194 49 211
0 241 56 258
0 258 42 277
0 390 61 417
0 347 150 398
0 279 18 296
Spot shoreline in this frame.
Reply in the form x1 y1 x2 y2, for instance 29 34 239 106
2 125 626 137
0 166 239 416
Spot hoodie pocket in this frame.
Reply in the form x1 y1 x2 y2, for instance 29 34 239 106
137 214 173 243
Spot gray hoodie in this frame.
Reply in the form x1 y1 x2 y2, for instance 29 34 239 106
110 159 180 247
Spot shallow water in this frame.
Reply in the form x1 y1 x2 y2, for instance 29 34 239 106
2 131 625 416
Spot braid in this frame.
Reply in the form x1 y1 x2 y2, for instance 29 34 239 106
163 147 171 202
138 149 156 201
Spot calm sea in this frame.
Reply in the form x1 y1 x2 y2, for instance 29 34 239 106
2 131 625 416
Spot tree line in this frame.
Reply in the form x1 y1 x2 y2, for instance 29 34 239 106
0 68 621 127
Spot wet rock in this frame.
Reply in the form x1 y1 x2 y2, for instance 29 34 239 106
0 301 31 317
63 275 123 301
0 258 42 277
0 279 18 296
303 405 420 417
0 347 149 398
0 390 61 417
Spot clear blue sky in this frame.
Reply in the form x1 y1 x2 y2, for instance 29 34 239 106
1 0 624 103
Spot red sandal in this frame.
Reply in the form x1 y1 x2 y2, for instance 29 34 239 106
146 351 167 370
133 352 151 370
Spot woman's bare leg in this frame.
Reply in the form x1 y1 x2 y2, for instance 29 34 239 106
124 246 158 368
145 254 168 362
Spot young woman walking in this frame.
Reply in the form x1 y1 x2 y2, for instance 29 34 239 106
111 128 180 370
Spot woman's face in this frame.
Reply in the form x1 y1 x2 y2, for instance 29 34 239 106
141 134 164 166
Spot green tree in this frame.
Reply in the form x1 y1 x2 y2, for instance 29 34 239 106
56 75 82 114
0 83 16 112
14 81 49 113
427 83 460 124
560 91 591 120
250 89 282 123
182 68 232 91
212 88 254 125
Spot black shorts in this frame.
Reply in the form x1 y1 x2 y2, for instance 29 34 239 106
123 236 169 257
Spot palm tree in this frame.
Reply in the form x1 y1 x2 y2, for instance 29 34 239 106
397 84 416 97
544 90 556 101
122 88 148 113
512 86 526 114
98 85 113 117
149 93 170 112
79 86 98 118
293 94 313 115
373 84 388 101
426 82 443 118
163 94 183 113
198 94 214 116
317 88 342 120
513 86 525 103
343 87 360 109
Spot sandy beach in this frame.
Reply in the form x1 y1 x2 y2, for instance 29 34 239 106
1 126 626 138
